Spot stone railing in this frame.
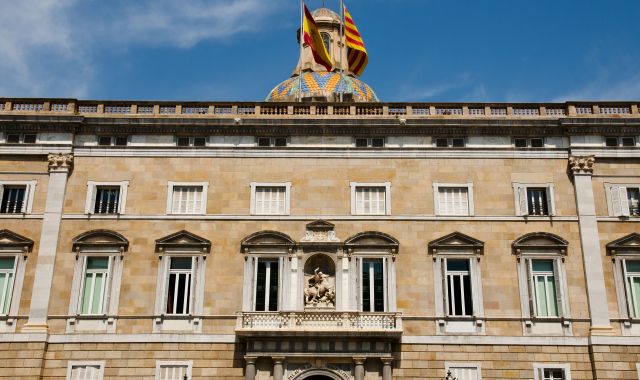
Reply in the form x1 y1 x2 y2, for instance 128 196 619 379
1 98 638 118
236 311 402 336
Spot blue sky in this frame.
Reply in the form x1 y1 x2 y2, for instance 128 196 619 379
1 0 639 102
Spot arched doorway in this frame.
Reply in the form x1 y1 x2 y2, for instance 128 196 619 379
305 376 334 380
295 369 344 380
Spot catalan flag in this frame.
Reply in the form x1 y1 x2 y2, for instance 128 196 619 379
303 4 333 72
343 4 368 76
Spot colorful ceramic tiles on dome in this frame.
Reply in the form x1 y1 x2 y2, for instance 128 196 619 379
266 71 379 102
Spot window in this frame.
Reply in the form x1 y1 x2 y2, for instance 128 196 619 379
533 364 571 380
167 182 208 215
257 137 288 147
321 32 331 55
607 233 640 327
513 233 570 332
85 181 129 215
445 363 481 380
154 231 209 333
176 136 206 147
434 137 465 148
250 182 291 215
0 256 17 315
513 183 556 216
5 133 36 144
514 137 545 148
429 232 484 333
354 137 385 148
434 183 474 216
68 231 128 333
97 136 128 146
605 136 636 147
361 259 384 312
79 257 111 315
605 184 640 217
350 182 391 215
66 361 105 380
0 181 36 214
255 259 280 311
156 361 192 380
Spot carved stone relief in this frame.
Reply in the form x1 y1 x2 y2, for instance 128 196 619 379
303 254 336 308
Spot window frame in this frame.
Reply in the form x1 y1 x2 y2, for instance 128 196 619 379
350 182 392 215
155 360 193 380
0 180 37 214
249 182 291 216
434 137 466 148
514 137 545 148
607 234 640 333
256 136 289 147
4 133 37 144
445 362 482 380
512 182 556 216
85 181 129 215
354 137 386 148
604 183 640 217
0 251 27 323
604 136 636 148
433 182 474 216
175 136 207 147
97 135 129 146
517 254 569 320
166 182 208 215
66 361 105 380
533 363 572 380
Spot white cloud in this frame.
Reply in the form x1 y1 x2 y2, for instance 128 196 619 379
0 0 288 97
552 71 640 102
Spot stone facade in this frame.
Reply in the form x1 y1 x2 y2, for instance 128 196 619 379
0 98 639 380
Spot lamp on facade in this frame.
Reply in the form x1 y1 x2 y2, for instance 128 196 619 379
444 370 458 380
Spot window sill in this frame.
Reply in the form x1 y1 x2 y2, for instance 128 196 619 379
153 315 201 333
67 316 115 333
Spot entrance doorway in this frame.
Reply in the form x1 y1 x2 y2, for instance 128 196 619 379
304 376 335 380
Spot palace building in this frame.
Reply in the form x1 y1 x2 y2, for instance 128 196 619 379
1 6 640 380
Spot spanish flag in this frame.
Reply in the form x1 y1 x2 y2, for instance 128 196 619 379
303 4 333 72
343 4 368 76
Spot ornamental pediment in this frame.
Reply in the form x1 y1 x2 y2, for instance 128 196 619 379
606 233 640 255
241 231 296 250
0 229 34 252
344 231 399 250
428 232 484 254
72 229 128 252
155 230 210 253
511 232 568 254
300 219 340 244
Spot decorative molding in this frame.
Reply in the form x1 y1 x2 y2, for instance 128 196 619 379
300 220 340 243
72 230 129 253
428 231 484 255
606 233 640 255
568 155 595 175
0 229 34 252
512 232 568 255
155 230 211 253
47 153 73 172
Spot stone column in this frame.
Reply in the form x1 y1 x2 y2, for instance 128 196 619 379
353 357 365 380
23 153 73 332
569 156 613 334
272 356 285 380
244 356 257 380
381 357 393 380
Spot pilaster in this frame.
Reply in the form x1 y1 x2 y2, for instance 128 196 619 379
244 356 257 380
568 156 614 335
22 153 73 332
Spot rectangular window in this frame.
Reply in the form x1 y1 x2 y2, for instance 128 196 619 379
446 364 480 380
437 187 470 216
355 187 386 215
623 259 640 318
93 187 120 214
255 259 279 311
527 187 549 216
254 187 286 215
67 362 105 380
0 257 17 315
257 137 288 147
0 186 26 213
446 259 473 316
530 259 559 317
156 361 192 380
533 365 571 380
176 136 206 147
80 257 110 315
354 137 385 148
97 136 128 146
606 185 640 217
165 257 193 315
434 137 465 148
171 186 204 214
5 133 36 144
605 136 636 147
362 259 384 312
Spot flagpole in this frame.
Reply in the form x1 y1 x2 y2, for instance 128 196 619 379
339 0 344 102
298 0 304 102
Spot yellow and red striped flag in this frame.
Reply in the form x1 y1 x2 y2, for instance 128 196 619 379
303 4 333 72
343 4 368 76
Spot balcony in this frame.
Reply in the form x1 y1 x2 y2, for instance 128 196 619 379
235 310 402 338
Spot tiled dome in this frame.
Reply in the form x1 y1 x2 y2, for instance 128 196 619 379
312 7 340 22
266 71 379 102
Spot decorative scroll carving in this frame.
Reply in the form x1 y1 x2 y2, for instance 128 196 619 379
47 153 73 172
301 220 340 243
568 155 595 175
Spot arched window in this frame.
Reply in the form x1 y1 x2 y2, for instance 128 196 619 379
321 32 331 56
153 230 210 333
0 229 32 332
512 232 571 335
68 230 128 333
